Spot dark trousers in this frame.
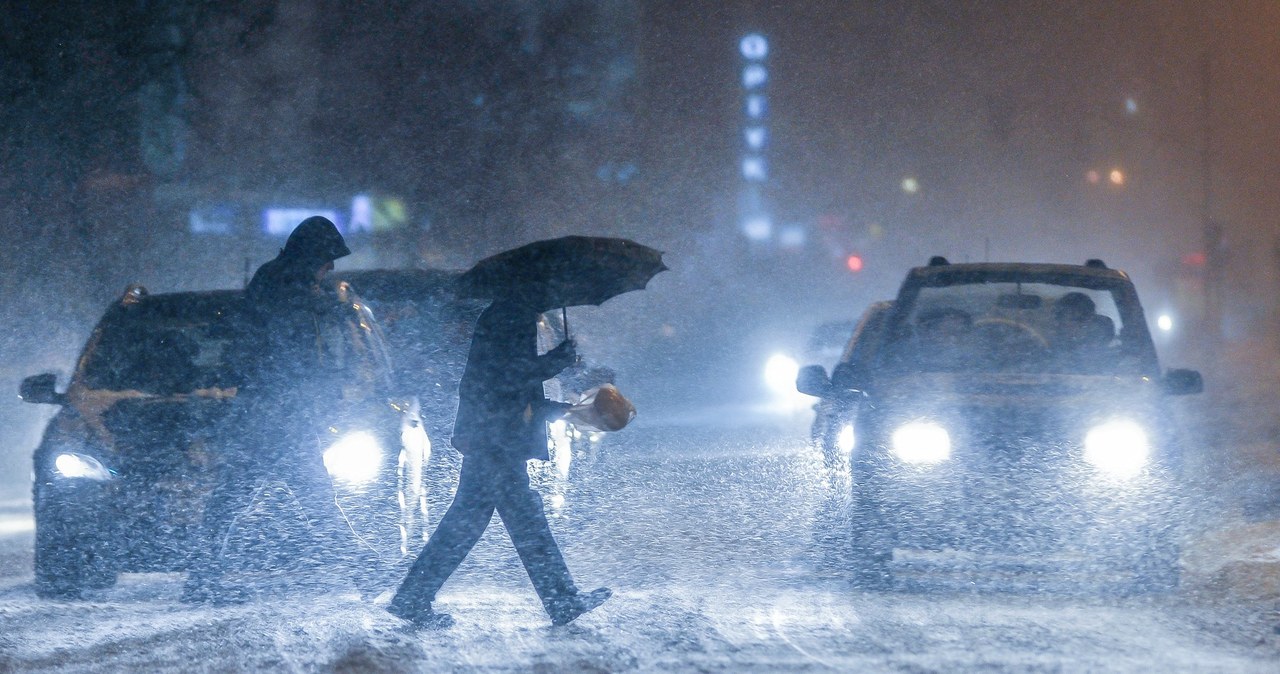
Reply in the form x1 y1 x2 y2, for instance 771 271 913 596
185 398 381 590
392 451 577 614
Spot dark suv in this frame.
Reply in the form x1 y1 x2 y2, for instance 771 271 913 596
798 258 1203 592
20 283 430 598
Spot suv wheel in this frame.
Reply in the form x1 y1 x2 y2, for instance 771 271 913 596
33 496 117 599
847 469 893 590
848 513 893 589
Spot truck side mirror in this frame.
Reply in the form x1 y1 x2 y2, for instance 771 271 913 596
1161 368 1203 396
20 373 65 406
796 365 831 397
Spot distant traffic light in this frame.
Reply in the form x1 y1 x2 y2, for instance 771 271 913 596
846 254 864 272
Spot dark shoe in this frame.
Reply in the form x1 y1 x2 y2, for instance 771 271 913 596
387 600 454 631
547 587 612 626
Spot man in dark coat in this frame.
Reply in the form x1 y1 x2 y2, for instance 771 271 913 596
387 299 611 629
182 216 385 603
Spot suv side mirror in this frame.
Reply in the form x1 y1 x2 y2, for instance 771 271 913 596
1161 368 1203 396
19 373 65 406
830 361 865 390
796 365 831 397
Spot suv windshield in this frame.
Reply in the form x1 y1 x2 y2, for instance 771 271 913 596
880 276 1154 376
81 317 235 395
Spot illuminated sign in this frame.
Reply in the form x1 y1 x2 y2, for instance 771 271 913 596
262 208 341 236
740 34 768 60
742 215 772 241
189 203 236 235
349 193 408 233
738 33 773 243
349 194 374 233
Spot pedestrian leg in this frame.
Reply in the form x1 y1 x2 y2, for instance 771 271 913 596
492 459 578 609
391 457 497 615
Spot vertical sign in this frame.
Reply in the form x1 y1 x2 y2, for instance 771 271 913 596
738 33 771 242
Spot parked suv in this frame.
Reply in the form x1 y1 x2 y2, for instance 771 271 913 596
797 258 1203 592
20 283 430 599
805 302 894 470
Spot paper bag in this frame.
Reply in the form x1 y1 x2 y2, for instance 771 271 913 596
564 384 636 432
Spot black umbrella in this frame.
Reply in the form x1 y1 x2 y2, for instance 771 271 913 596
456 236 667 332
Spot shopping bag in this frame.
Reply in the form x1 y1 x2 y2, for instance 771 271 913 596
564 384 636 432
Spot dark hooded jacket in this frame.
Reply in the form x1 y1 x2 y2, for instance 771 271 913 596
233 216 350 399
451 301 573 461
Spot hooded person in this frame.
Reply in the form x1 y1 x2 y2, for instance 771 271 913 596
183 216 386 603
387 298 611 629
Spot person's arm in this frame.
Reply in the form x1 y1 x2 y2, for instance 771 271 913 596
498 338 577 385
532 339 577 381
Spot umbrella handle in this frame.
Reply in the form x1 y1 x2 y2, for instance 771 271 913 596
562 306 569 341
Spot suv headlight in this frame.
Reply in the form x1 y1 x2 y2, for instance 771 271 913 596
890 421 951 465
323 432 383 485
54 453 113 481
1083 419 1149 478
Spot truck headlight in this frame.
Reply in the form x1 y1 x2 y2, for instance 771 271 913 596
1083 419 1149 478
323 432 383 485
54 453 113 481
891 421 951 465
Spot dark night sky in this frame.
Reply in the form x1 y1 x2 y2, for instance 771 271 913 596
582 1 1277 326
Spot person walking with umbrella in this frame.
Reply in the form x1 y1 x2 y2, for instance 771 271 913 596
387 236 664 629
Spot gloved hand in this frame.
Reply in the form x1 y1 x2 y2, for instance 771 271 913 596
547 338 578 370
537 399 573 422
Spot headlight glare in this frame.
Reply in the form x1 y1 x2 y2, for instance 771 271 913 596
323 431 383 485
54 453 112 481
891 421 951 464
1084 419 1149 478
836 424 855 454
763 353 800 395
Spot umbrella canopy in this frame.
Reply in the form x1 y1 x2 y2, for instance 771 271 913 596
457 236 667 313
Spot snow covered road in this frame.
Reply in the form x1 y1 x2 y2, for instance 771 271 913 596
1 426 1276 672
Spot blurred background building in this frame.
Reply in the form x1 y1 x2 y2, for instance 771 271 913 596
4 0 1280 485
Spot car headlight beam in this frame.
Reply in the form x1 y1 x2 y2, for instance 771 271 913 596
836 424 856 454
764 353 800 396
323 431 383 485
891 421 951 465
1084 419 1149 478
